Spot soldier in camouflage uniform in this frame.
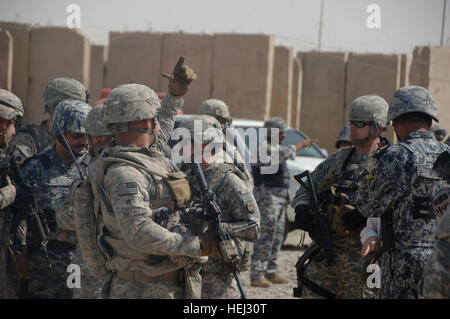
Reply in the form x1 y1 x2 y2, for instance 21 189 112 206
292 95 389 298
87 58 218 299
335 124 352 150
199 98 254 190
356 86 450 299
177 115 260 298
251 117 316 288
0 89 24 299
7 78 90 167
20 100 91 298
56 104 111 299
430 124 446 142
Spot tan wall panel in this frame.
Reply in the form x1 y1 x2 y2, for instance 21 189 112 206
291 57 302 130
26 26 90 125
211 33 274 121
0 29 13 91
270 46 293 125
89 45 107 102
159 33 213 114
105 32 162 90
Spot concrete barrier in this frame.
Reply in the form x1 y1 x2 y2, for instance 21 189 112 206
291 57 302 130
211 33 274 121
0 28 13 91
105 32 162 91
0 22 31 103
159 32 213 114
26 26 90 125
89 45 107 102
297 51 347 154
270 46 293 125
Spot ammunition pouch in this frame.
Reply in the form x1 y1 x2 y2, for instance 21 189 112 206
219 239 239 264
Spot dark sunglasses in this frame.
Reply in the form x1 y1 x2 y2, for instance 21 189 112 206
350 120 371 128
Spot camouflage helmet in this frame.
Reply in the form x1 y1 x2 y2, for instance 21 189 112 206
387 86 439 122
430 124 447 140
0 89 24 121
103 84 160 134
348 95 389 127
85 104 111 136
178 115 223 144
199 99 231 125
49 100 91 136
264 117 288 133
335 124 351 149
43 77 90 114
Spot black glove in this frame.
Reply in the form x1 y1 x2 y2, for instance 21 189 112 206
295 205 316 238
341 209 367 231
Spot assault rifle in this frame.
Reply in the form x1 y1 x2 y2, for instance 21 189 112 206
191 162 247 299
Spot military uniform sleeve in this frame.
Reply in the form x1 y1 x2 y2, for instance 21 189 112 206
153 93 183 153
0 185 15 210
6 131 37 166
219 173 260 241
360 217 381 243
356 146 413 217
104 164 201 258
278 144 296 162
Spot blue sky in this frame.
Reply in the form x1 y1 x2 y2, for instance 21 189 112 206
0 0 448 55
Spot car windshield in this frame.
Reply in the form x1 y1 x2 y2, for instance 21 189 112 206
282 129 325 158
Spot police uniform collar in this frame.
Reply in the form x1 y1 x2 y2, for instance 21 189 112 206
403 130 434 141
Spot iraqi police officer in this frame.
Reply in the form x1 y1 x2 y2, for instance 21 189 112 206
292 95 389 298
177 115 260 298
7 78 90 166
430 124 447 142
356 86 450 299
335 124 352 149
250 117 316 288
0 89 24 299
19 100 91 299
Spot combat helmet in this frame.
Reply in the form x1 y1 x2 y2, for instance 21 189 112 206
387 86 438 123
0 89 24 121
430 124 447 141
178 115 223 144
335 124 351 149
199 99 232 126
85 104 111 136
348 95 389 128
43 78 90 114
264 117 289 133
49 100 91 136
103 84 160 134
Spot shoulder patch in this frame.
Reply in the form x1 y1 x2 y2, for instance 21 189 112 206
115 182 139 196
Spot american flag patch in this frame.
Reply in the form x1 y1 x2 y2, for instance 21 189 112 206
115 182 138 196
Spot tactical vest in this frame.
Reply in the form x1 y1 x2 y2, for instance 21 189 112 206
252 161 290 188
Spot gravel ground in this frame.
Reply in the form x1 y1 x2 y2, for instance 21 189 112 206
240 229 312 299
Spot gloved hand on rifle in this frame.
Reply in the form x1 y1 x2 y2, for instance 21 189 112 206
161 56 197 97
341 208 367 231
294 204 317 239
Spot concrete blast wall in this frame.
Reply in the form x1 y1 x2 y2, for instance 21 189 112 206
270 46 293 125
298 51 347 154
0 29 13 91
160 33 213 114
291 57 302 130
89 45 107 101
105 32 162 91
345 53 403 143
26 27 90 125
410 46 450 138
0 22 31 103
211 34 274 121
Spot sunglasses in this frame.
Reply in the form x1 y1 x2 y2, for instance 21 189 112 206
350 120 371 128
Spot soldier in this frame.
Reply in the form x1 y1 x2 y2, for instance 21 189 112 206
7 78 90 167
430 124 447 142
335 124 352 149
356 86 450 299
55 104 111 299
177 115 260 298
0 89 24 299
292 95 389 298
86 59 218 299
19 100 91 299
199 99 254 190
251 117 316 288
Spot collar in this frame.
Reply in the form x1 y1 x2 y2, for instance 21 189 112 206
402 130 434 141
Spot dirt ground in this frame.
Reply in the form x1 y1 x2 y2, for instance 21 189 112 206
240 229 312 299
